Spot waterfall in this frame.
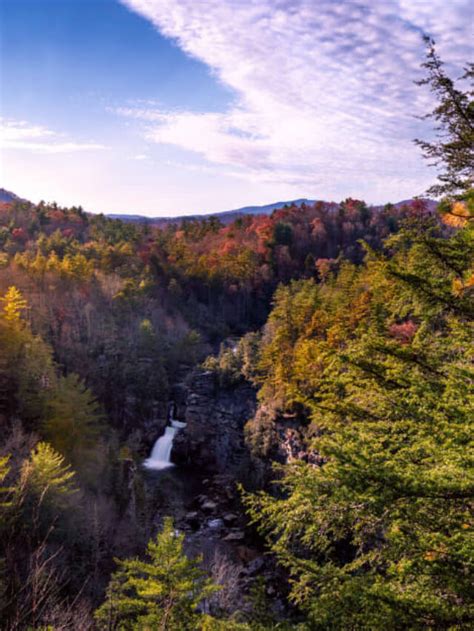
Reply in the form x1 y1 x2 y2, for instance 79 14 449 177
171 419 186 429
144 409 187 470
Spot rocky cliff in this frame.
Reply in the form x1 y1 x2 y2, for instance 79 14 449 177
172 370 256 476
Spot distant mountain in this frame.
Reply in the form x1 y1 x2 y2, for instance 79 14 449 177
207 198 317 220
392 198 438 212
107 198 320 225
0 188 22 204
0 188 437 223
107 197 437 225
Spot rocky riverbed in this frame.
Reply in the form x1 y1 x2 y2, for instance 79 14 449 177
135 365 315 621
142 467 289 619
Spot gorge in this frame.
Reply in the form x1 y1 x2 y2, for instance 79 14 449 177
0 188 471 628
0 8 472 625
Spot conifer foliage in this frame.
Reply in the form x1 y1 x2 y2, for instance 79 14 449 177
415 37 474 197
95 516 219 630
245 216 474 628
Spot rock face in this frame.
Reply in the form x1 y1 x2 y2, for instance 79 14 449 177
172 370 256 475
244 404 322 485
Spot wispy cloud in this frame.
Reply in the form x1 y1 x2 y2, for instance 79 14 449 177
0 119 107 154
119 0 471 196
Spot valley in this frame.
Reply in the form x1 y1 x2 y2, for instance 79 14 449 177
0 22 472 628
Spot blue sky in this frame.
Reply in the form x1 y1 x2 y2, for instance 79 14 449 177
0 0 472 216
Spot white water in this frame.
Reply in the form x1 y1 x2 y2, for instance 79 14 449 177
171 419 186 429
144 419 187 470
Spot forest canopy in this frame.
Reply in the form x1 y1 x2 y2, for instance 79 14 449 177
0 39 472 630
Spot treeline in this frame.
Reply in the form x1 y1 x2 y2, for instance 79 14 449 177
0 193 427 433
0 204 204 432
1 195 431 334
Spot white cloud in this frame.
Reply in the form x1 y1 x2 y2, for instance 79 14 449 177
0 119 107 154
118 0 471 198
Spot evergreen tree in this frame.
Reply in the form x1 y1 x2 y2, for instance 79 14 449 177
1 286 27 324
95 516 220 630
44 373 103 469
19 442 76 515
415 38 474 197
245 220 474 629
0 287 56 423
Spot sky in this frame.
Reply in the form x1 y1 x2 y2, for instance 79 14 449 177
0 0 472 216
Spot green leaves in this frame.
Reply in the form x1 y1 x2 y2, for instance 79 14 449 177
21 442 76 496
16 442 77 540
245 219 474 628
43 373 103 469
95 517 220 630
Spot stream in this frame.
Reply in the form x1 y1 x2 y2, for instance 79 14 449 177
138 399 289 620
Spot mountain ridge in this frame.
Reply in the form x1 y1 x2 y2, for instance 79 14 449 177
106 198 319 224
1 189 437 224
106 196 437 225
0 188 23 204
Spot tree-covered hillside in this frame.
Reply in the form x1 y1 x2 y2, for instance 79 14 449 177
0 41 472 629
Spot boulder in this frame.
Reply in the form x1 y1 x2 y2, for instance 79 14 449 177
201 499 218 514
208 518 224 530
223 512 238 526
223 530 246 542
